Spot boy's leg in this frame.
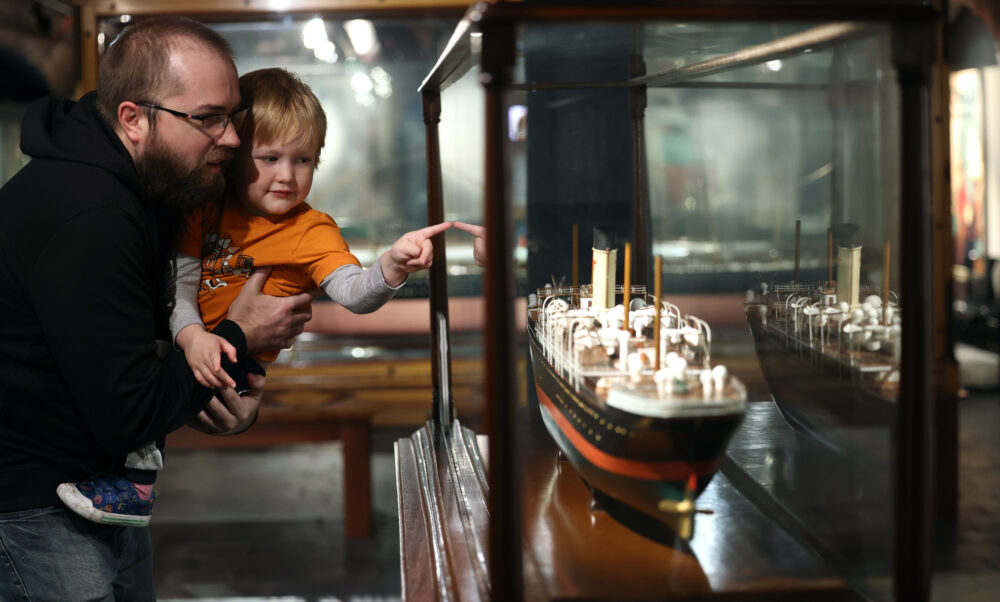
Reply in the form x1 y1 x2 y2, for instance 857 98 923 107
124 441 164 474
56 441 161 527
56 475 157 527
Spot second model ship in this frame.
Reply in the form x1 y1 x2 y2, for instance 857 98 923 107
744 223 901 451
527 228 747 539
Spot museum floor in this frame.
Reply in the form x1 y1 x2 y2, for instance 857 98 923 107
150 343 999 602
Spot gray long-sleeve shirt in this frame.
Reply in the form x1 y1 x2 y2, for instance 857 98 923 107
170 251 402 342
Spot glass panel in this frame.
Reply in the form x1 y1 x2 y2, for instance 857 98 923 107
435 17 903 601
440 72 486 290
437 68 489 426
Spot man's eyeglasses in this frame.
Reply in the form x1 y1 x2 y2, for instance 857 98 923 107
138 102 246 138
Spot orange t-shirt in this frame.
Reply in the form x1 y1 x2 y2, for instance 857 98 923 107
178 195 360 362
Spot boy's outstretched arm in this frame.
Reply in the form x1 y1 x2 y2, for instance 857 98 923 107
381 221 452 287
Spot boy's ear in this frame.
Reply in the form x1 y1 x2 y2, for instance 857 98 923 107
117 101 150 145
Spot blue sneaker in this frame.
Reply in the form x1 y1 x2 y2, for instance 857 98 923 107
56 477 156 527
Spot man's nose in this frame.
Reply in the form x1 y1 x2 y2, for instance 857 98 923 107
216 120 240 148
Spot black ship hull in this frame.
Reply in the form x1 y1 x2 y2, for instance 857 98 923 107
746 315 896 453
527 325 744 538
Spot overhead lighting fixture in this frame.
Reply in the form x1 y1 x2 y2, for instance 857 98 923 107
371 66 392 98
345 19 377 57
314 41 338 63
352 71 374 107
302 17 327 50
351 71 373 95
302 18 338 63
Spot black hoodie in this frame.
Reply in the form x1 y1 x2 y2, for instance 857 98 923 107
0 92 247 511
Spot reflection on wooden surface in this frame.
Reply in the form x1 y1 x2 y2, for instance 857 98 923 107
723 401 894 601
397 404 848 601
519 410 847 600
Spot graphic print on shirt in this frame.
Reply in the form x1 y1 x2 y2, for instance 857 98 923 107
199 232 254 296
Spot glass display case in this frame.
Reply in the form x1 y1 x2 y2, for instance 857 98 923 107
398 2 942 601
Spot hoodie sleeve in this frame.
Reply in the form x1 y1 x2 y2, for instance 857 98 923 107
25 200 222 458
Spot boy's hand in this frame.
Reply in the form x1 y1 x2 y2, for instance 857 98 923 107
177 324 238 389
382 221 452 286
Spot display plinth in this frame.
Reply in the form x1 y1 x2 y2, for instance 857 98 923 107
396 406 848 601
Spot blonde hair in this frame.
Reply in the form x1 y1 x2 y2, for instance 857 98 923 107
235 68 326 165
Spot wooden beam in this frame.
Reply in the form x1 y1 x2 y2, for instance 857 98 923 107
77 0 469 18
73 0 468 95
76 1 99 95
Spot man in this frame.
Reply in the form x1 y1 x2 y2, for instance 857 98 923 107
0 16 311 600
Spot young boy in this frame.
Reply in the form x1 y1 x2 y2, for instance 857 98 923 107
56 67 450 525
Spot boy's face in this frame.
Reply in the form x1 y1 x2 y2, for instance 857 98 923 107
235 136 317 217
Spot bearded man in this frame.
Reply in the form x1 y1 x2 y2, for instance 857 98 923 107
0 16 312 600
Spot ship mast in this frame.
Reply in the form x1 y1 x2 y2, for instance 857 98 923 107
827 227 834 289
572 223 579 291
654 255 662 370
794 219 801 284
882 240 891 324
624 242 632 330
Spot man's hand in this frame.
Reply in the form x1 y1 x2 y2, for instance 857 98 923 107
227 267 313 354
453 221 486 268
187 372 265 435
381 221 452 286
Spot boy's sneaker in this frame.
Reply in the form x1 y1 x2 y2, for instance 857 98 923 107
56 477 156 527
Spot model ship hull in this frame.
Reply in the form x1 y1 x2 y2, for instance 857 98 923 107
748 319 894 431
745 285 899 453
527 316 745 539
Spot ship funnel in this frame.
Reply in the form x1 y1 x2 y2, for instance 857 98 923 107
833 222 862 308
592 227 617 311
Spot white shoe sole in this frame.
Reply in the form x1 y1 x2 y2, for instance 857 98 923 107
56 482 151 527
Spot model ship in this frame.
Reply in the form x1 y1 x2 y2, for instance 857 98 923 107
744 222 901 449
526 228 747 540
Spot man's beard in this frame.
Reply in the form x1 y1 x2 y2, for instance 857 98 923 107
135 138 231 210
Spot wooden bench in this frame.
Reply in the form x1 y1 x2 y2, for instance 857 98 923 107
264 355 488 427
164 352 498 539
166 390 375 539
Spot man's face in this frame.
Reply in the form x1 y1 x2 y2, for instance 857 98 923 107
135 129 230 210
135 45 241 209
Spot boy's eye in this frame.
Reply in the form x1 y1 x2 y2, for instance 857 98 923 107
296 157 314 165
254 155 278 163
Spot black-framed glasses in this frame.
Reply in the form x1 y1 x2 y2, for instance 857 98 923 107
138 102 245 138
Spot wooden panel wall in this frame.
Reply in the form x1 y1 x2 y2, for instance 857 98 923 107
73 0 470 92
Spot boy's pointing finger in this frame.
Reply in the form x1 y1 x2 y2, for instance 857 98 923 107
417 221 451 239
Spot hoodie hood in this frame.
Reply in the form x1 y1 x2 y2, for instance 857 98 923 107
19 91 142 197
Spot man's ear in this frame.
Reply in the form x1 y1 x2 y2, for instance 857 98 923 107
117 101 149 145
